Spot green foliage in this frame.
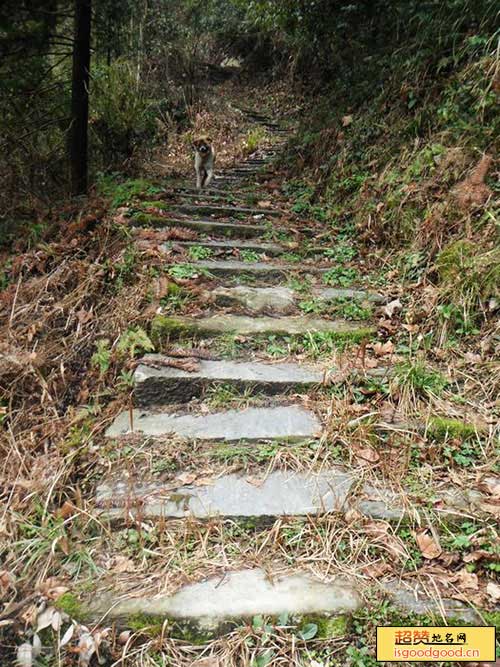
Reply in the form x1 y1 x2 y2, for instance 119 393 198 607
168 263 213 279
90 58 155 160
436 241 499 327
393 361 448 398
97 175 162 208
91 339 112 376
117 327 155 358
244 127 267 153
240 249 261 262
187 245 213 260
323 267 358 287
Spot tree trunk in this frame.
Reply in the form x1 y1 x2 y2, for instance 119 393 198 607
70 0 91 196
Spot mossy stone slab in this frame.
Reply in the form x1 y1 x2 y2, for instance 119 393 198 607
106 404 321 441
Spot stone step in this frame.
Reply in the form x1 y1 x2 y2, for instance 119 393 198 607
169 203 281 218
96 468 401 522
170 239 285 256
131 213 267 239
106 404 321 441
134 355 322 405
86 569 479 633
187 259 323 281
212 286 385 313
151 313 374 339
212 285 297 313
87 569 361 632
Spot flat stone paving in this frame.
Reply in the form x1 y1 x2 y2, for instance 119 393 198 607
172 239 284 255
212 285 296 312
170 204 281 217
159 313 374 336
212 286 385 313
106 405 321 440
96 469 354 519
134 356 322 404
133 214 267 238
89 569 361 628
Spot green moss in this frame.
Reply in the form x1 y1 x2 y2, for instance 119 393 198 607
140 200 169 210
436 240 476 283
151 314 198 345
301 614 349 638
483 610 500 631
129 212 167 227
54 593 84 620
127 613 165 636
428 417 477 442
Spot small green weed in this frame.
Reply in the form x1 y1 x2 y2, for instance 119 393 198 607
240 249 261 263
323 243 357 263
91 339 112 376
117 327 155 358
97 174 161 208
323 266 358 287
168 263 213 280
244 127 267 153
187 245 213 261
393 361 448 398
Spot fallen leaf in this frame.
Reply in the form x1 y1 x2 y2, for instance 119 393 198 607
486 581 500 603
353 445 380 464
118 630 131 644
51 610 63 632
246 476 264 488
37 578 69 600
416 531 442 559
478 475 500 499
60 624 75 647
462 549 496 563
452 568 479 591
57 501 76 520
362 562 392 578
78 632 96 667
175 472 197 486
113 555 135 573
257 200 272 208
16 644 33 667
342 114 353 126
372 340 395 357
383 299 402 318
36 607 56 632
193 477 214 487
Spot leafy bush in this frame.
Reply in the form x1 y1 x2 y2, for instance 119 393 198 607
90 59 156 162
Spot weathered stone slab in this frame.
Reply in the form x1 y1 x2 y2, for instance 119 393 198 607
134 356 321 405
213 286 385 313
152 313 374 338
172 239 284 256
106 405 321 441
384 583 481 623
212 285 296 313
315 288 386 304
96 469 354 520
88 569 361 630
131 213 266 239
170 204 280 218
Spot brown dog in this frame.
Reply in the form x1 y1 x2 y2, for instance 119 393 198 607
193 137 215 190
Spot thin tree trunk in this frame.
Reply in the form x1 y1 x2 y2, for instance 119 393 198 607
70 0 91 196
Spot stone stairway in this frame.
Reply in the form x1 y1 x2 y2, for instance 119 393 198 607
90 111 485 642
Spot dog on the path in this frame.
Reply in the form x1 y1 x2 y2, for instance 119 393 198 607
193 137 215 190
